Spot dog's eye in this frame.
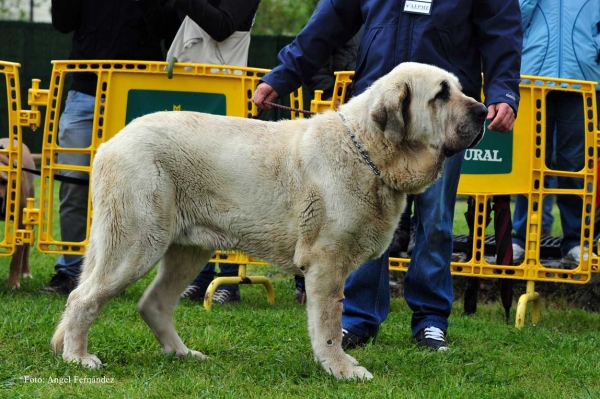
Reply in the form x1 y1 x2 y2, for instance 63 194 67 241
433 80 451 102
0 180 6 187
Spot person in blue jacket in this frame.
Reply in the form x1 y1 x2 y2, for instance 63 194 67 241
254 0 522 351
512 0 600 267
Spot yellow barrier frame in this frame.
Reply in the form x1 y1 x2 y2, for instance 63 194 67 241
2 61 599 322
0 61 41 257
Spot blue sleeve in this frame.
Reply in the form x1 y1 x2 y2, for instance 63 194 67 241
473 0 523 114
262 0 362 98
519 0 538 29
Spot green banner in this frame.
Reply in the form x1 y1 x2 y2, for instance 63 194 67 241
461 121 513 174
125 90 227 123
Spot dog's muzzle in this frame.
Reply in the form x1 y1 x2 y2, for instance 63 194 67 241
467 125 485 149
467 103 488 149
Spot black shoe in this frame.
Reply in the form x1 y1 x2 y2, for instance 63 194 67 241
180 285 206 302
39 273 75 295
342 328 373 349
293 286 306 304
212 288 241 305
415 326 449 351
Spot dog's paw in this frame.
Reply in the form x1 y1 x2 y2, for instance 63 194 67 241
322 359 374 380
340 366 373 380
22 272 33 279
6 277 21 289
172 349 209 360
188 350 208 360
63 353 103 369
345 353 359 366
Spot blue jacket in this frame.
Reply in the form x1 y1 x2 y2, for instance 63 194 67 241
263 0 523 111
520 0 600 89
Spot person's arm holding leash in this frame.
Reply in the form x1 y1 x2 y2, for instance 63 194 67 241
473 0 523 132
253 0 362 108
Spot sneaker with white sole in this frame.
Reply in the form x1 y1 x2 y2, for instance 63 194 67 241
561 245 582 269
212 288 241 304
415 326 449 351
512 243 525 264
180 285 206 302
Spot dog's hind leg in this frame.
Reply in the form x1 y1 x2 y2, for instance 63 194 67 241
304 266 373 380
138 244 212 360
52 241 166 369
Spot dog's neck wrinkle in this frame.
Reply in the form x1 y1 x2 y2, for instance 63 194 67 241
339 100 405 190
338 112 386 185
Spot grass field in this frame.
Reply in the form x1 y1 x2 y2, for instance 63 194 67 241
0 182 598 398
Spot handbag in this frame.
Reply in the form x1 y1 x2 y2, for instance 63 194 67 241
166 16 252 67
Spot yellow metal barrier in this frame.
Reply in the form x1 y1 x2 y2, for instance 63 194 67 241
312 71 599 327
2 60 599 322
0 61 39 257
9 60 308 309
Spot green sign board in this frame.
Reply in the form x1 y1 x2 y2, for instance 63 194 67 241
461 121 513 174
125 90 227 124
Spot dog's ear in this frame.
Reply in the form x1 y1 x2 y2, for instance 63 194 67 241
370 83 411 142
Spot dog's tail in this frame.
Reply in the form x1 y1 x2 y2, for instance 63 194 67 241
51 313 67 354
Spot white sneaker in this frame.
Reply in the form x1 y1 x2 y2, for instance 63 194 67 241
561 246 582 269
512 243 524 263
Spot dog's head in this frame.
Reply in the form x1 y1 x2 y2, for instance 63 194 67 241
357 62 487 192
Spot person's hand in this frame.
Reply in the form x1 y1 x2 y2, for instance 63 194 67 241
252 82 279 108
486 102 515 133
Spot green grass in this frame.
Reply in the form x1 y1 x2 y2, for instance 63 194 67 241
1 264 600 398
0 183 597 398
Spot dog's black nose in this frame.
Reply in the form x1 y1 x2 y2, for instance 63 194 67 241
472 103 488 122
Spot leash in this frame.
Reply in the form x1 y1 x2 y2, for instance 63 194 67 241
252 100 317 119
0 144 89 186
21 167 90 186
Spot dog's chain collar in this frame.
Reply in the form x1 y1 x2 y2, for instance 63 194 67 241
339 113 383 181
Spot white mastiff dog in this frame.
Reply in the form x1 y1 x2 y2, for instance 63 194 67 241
52 62 487 380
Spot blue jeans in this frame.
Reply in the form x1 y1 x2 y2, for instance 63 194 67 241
342 151 464 338
54 91 95 282
513 91 593 256
513 176 556 238
191 263 239 291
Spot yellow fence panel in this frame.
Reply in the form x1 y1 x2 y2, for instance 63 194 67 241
34 60 304 257
0 61 37 257
3 59 599 319
455 77 598 284
314 72 599 284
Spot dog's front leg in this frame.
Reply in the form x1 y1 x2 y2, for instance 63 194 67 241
304 269 373 380
21 243 32 279
6 246 25 289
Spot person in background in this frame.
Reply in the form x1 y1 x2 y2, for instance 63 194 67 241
41 0 178 294
254 0 522 351
512 0 600 267
165 0 261 305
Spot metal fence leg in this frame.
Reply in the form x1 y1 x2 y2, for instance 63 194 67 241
203 264 275 311
515 280 541 329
